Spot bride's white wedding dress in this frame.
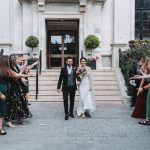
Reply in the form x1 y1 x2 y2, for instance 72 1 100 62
76 67 96 116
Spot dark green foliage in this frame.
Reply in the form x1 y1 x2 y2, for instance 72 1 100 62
25 36 39 49
129 39 150 48
120 43 150 94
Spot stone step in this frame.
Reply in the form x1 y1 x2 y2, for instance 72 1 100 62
29 80 118 85
28 69 122 102
30 90 121 96
29 76 116 81
29 85 119 91
40 71 115 76
30 95 123 102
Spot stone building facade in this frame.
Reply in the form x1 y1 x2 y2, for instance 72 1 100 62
0 0 135 70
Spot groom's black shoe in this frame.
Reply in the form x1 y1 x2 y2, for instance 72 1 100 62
70 113 75 118
65 114 69 120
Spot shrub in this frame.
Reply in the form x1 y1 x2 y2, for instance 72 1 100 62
84 35 100 57
84 35 100 50
25 36 39 50
119 43 150 94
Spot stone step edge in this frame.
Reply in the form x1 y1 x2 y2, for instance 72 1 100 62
29 99 123 102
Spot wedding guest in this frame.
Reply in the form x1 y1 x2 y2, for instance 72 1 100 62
0 55 33 133
5 54 33 126
0 56 8 135
129 56 146 107
131 68 149 118
16 55 38 105
136 73 150 125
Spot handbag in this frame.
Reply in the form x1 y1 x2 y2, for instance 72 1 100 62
0 91 6 101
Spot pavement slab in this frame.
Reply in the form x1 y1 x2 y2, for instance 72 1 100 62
0 101 150 150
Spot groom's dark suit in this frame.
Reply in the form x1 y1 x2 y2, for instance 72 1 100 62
57 65 77 116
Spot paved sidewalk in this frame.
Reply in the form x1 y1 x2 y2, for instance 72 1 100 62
0 101 150 150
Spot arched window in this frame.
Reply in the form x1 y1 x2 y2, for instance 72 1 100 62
135 0 150 39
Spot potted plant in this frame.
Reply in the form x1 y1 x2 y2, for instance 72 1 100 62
84 34 100 69
25 35 39 69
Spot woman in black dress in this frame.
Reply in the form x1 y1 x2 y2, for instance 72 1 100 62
5 54 33 125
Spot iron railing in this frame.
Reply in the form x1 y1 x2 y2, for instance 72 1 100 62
35 50 42 100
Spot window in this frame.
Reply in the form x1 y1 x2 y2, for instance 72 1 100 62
135 0 150 39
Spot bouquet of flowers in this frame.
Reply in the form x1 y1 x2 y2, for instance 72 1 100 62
76 67 87 82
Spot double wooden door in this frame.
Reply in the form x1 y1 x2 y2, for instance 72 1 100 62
47 31 78 68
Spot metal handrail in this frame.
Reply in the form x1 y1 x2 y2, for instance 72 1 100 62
35 50 42 100
35 65 39 100
39 50 42 75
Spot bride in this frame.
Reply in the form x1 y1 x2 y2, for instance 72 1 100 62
76 57 96 117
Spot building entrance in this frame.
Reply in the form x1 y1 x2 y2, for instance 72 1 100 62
46 20 79 68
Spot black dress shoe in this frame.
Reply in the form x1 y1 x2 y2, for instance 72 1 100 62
65 114 69 120
70 114 75 118
130 104 135 107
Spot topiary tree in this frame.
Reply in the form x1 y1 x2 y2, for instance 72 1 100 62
84 34 100 58
25 36 39 52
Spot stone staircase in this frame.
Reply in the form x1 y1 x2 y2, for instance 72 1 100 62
29 69 123 102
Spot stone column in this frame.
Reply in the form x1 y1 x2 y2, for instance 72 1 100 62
79 0 87 13
111 44 126 68
112 0 132 68
37 0 45 70
22 1 32 51
30 0 39 57
84 2 102 69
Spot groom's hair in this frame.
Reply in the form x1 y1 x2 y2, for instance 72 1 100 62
66 56 73 60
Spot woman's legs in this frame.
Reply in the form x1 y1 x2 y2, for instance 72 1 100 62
0 117 7 135
0 118 3 129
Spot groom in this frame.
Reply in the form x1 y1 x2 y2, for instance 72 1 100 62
57 56 77 120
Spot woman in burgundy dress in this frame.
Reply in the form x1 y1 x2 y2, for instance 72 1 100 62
131 68 149 118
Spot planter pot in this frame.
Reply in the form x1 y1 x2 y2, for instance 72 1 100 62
87 60 96 70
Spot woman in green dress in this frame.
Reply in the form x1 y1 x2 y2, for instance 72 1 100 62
0 77 9 135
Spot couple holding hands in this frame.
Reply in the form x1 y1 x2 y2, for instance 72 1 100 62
57 56 96 120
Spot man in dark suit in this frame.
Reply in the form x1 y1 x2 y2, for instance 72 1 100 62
129 60 141 107
57 56 77 120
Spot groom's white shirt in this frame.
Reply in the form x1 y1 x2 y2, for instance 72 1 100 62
67 65 72 74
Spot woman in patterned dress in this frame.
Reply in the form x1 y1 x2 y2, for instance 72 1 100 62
5 54 33 126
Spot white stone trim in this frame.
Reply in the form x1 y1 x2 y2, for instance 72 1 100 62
39 13 84 70
114 68 131 106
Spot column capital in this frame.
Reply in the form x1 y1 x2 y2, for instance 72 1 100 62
80 0 87 13
18 0 33 4
37 0 45 12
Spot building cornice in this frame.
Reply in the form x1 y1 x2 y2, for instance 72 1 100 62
18 0 33 4
18 0 106 12
45 0 106 3
18 0 106 4
0 43 13 47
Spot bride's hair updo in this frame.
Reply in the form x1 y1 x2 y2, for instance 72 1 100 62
80 57 87 62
